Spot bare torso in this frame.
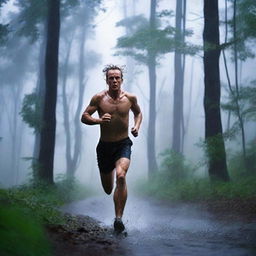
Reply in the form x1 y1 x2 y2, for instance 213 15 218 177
97 90 132 142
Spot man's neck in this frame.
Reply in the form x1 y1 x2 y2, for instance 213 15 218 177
107 89 121 100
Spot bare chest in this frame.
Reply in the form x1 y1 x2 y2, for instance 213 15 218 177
99 96 131 117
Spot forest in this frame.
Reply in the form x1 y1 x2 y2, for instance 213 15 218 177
0 0 255 255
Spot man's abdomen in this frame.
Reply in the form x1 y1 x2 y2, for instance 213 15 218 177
100 116 129 142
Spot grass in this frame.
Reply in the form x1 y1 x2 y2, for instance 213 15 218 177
0 178 94 256
0 206 51 256
135 176 256 202
2 178 93 224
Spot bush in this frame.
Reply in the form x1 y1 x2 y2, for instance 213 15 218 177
158 149 195 181
135 176 256 201
135 148 256 201
0 206 51 256
0 178 94 256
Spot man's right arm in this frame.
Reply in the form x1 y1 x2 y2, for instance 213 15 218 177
81 95 102 125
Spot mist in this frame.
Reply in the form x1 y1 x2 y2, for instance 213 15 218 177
0 0 256 255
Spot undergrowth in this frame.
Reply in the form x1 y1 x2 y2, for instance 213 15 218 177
135 176 256 201
0 178 93 256
135 147 256 202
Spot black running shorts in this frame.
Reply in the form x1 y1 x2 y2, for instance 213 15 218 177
96 137 133 174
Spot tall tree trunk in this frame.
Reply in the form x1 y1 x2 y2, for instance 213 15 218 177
222 0 232 133
172 0 184 154
62 35 73 177
10 85 23 185
33 23 47 179
181 0 187 153
203 0 229 181
222 0 247 168
38 0 60 184
63 12 87 179
147 57 158 176
147 0 158 177
69 24 87 177
233 0 247 163
122 0 135 91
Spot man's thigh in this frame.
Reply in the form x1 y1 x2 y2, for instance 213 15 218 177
115 157 130 176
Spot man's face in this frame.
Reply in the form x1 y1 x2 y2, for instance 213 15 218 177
106 69 123 91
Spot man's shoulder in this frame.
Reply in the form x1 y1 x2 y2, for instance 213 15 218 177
123 91 137 102
93 90 106 100
90 90 106 105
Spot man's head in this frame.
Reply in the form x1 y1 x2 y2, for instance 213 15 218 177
103 65 124 91
103 64 124 80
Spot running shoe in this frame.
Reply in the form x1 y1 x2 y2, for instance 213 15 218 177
114 217 125 233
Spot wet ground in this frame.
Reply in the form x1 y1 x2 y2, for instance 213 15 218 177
63 195 256 256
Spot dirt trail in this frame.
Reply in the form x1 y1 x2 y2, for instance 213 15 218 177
61 195 256 256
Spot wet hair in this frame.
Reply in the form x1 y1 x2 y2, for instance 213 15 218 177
102 64 125 80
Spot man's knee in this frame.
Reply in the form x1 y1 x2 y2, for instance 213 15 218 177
116 171 126 187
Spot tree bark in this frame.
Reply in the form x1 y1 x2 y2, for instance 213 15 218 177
233 0 247 163
38 0 60 184
147 56 158 176
33 22 47 180
172 0 185 154
62 34 73 177
147 0 158 176
203 0 229 181
69 24 86 178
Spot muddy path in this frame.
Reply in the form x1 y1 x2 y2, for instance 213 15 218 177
62 195 256 256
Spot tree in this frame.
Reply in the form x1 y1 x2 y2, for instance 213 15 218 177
116 4 196 177
203 0 229 181
0 12 36 185
221 0 256 170
172 0 187 154
116 4 176 176
147 0 158 175
121 0 137 91
38 0 60 184
60 0 101 178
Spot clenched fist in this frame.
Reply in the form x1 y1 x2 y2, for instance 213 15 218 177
100 113 112 123
131 126 139 137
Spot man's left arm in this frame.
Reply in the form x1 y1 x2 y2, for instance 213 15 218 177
130 95 142 137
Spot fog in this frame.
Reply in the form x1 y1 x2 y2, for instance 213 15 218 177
0 0 255 188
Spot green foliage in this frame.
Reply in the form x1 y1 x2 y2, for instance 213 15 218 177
0 1 9 46
222 81 256 138
136 176 256 201
225 0 256 60
157 9 174 18
0 205 51 256
0 0 8 8
204 134 227 163
159 149 194 181
115 14 198 65
135 143 256 201
227 140 256 177
0 178 93 256
20 92 43 132
0 24 9 46
14 0 48 42
14 0 93 43
2 178 92 225
236 0 256 40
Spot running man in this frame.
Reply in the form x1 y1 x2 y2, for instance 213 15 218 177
81 65 142 233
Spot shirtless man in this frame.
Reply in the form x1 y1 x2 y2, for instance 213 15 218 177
81 65 142 233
